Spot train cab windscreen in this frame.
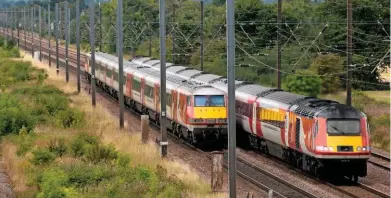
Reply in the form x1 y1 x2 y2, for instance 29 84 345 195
194 95 225 107
327 119 360 135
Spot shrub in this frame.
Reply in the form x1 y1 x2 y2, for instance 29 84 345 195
283 69 322 97
55 109 84 128
70 133 99 157
309 54 343 94
3 40 15 50
48 138 67 157
37 168 70 198
12 85 69 116
70 138 86 157
16 127 36 156
84 143 118 163
116 154 131 168
0 94 36 135
64 162 114 187
31 148 56 165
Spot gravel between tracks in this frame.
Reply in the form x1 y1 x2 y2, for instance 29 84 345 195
237 147 390 198
359 163 390 195
0 165 14 198
237 148 350 198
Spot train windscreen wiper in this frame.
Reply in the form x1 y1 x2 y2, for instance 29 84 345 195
332 126 346 135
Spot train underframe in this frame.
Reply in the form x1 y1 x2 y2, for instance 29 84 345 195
243 130 367 183
86 73 227 146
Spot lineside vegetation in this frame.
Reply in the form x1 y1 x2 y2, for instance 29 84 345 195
0 40 221 198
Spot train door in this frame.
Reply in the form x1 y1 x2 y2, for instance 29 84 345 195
284 112 289 147
126 74 132 96
178 93 187 123
141 78 146 106
154 84 160 113
252 102 257 135
295 118 301 149
172 91 178 122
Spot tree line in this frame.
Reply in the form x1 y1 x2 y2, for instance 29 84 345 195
9 0 391 96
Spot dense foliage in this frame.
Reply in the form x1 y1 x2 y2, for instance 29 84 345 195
283 69 322 97
70 0 389 94
309 54 344 94
6 0 389 95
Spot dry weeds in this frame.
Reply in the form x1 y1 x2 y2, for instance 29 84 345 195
16 51 226 198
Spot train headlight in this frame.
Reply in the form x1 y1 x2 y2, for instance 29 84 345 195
328 147 334 151
323 146 328 151
362 147 366 151
357 146 362 151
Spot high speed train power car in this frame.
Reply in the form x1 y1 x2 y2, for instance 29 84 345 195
84 52 228 145
131 57 371 182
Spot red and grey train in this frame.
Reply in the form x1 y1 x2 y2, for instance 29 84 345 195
131 57 371 181
85 52 228 144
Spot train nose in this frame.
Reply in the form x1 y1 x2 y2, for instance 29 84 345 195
193 107 227 119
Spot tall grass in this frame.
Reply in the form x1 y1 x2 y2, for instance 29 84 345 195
352 91 390 151
0 45 224 197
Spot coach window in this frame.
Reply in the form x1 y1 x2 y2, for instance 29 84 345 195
187 96 191 106
144 85 153 98
167 93 172 107
314 120 318 137
106 68 112 78
113 71 119 81
132 79 141 92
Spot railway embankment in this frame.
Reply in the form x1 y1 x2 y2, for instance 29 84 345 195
0 40 224 197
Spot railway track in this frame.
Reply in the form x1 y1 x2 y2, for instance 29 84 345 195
368 151 390 171
4 30 390 198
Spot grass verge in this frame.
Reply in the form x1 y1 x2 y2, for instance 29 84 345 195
0 43 223 197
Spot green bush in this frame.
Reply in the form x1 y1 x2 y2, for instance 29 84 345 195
64 162 114 188
70 133 100 157
283 70 322 97
116 153 131 168
12 85 69 116
15 127 36 156
70 138 86 157
48 138 67 157
3 40 15 50
0 60 46 86
0 94 36 135
55 109 85 128
309 54 343 94
31 148 56 165
37 168 80 198
83 143 118 163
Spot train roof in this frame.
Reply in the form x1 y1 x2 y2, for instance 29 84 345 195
291 97 365 118
129 56 364 117
95 53 213 92
263 91 310 105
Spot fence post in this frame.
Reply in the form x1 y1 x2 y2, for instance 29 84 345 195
141 115 149 143
268 189 273 198
211 151 223 192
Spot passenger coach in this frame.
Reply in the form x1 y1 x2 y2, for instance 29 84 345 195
85 52 228 144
